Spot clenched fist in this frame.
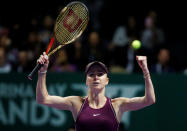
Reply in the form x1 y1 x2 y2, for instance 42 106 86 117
37 52 49 73
136 56 149 73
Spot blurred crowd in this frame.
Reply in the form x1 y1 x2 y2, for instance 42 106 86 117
0 3 185 74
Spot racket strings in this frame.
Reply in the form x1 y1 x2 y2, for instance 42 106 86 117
57 14 87 40
55 3 89 44
57 18 86 44
56 25 72 42
65 10 88 41
56 10 73 42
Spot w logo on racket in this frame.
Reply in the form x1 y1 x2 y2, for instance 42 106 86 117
63 9 83 33
28 1 89 80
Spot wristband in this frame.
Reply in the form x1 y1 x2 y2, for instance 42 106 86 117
38 70 47 74
144 72 150 79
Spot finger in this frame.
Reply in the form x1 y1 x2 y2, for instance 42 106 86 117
136 56 138 60
37 59 40 63
44 60 49 65
38 53 48 64
37 59 43 64
136 56 142 61
137 56 145 61
40 55 46 64
44 54 48 60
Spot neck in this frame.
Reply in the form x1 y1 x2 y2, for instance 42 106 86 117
87 87 106 108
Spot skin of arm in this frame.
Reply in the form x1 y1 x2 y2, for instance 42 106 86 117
112 56 156 121
36 52 83 121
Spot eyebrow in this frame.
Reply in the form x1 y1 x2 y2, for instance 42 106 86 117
87 71 105 74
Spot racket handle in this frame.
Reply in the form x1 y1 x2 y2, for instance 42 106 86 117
27 63 43 80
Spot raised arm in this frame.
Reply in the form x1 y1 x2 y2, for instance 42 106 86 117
116 56 156 112
36 52 82 112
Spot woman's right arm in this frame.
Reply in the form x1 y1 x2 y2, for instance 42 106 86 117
36 52 82 111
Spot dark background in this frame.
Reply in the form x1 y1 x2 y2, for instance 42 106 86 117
0 0 186 71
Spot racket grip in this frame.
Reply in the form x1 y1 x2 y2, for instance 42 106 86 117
27 63 43 80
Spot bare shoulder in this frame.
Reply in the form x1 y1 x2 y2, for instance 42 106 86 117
111 97 130 108
69 96 88 108
67 96 85 103
111 97 129 104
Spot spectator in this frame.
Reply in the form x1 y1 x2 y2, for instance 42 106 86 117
124 38 145 73
0 47 12 73
66 38 85 72
109 38 145 73
27 31 43 61
82 31 107 65
16 50 32 73
38 15 54 45
126 16 139 41
50 50 77 72
140 11 165 57
84 0 104 30
108 16 141 73
0 27 12 50
150 48 175 74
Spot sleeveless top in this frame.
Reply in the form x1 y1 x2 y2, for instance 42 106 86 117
75 97 119 131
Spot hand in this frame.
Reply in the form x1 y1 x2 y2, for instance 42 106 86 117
136 56 148 73
37 52 49 73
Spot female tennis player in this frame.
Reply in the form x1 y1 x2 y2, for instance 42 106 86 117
36 52 155 131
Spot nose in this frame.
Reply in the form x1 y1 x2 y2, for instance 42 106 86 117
93 74 99 80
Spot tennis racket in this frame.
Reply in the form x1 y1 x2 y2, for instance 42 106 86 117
28 1 89 80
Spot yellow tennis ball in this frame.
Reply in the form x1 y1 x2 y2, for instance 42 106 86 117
131 40 141 50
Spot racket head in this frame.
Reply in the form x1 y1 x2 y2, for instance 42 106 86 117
54 1 89 46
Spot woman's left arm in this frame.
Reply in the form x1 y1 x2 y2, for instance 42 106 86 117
116 56 156 112
137 56 156 105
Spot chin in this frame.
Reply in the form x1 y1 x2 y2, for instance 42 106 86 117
91 85 103 90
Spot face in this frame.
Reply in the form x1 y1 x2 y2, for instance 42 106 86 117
86 65 109 90
0 48 5 66
158 49 170 65
88 32 100 46
145 16 153 29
